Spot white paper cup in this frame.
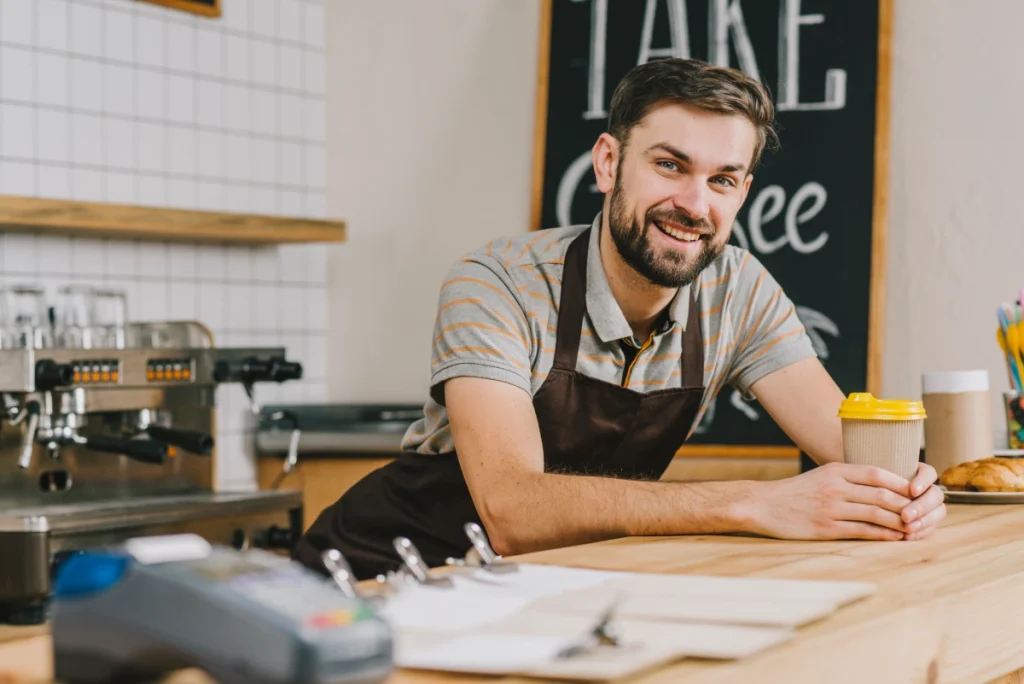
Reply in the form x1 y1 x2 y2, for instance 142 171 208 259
921 370 993 477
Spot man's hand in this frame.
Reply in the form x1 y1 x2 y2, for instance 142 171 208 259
747 462 915 541
750 358 949 541
901 462 946 541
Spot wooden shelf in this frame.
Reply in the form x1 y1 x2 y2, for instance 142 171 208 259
0 196 346 245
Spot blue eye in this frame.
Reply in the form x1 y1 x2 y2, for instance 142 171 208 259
712 176 736 187
657 160 679 172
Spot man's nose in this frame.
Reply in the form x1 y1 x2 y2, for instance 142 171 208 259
672 180 710 221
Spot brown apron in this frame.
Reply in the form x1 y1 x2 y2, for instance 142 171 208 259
294 228 706 580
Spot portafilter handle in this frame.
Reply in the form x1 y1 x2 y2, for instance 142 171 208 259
143 425 214 456
212 356 304 386
76 435 169 465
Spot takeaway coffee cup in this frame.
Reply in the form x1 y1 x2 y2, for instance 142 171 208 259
837 393 926 480
921 370 993 477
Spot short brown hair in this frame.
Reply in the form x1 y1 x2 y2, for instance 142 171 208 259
607 58 779 172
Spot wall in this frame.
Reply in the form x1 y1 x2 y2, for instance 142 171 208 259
324 0 542 402
0 0 329 490
882 0 1024 446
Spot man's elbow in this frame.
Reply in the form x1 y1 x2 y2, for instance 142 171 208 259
487 532 518 559
473 483 534 558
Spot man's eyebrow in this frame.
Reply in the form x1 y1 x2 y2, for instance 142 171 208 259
647 142 747 174
648 142 691 164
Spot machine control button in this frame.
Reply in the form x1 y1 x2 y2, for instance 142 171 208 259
69 359 120 385
146 358 195 384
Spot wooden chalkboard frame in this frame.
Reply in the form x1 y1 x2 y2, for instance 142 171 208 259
529 0 893 460
138 0 221 18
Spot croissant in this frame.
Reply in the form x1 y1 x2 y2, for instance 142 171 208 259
940 458 1024 492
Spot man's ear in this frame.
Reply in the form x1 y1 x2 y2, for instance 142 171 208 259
740 174 753 204
592 133 620 194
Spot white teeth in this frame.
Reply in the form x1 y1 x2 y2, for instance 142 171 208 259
658 222 701 242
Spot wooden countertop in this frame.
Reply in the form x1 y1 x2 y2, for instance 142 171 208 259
3 503 1024 683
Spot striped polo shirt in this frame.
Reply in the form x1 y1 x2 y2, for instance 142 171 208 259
401 214 816 454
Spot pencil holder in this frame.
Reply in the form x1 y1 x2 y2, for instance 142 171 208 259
1004 392 1024 449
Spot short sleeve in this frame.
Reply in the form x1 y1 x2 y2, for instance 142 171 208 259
428 256 533 406
725 254 817 397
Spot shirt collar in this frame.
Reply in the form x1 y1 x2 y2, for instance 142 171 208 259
584 213 690 344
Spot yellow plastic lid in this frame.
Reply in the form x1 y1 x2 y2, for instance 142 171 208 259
837 392 927 421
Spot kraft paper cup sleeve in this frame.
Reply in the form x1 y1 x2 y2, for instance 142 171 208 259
841 419 923 481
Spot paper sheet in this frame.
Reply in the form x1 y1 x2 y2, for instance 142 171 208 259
540 588 840 627
482 611 795 660
398 632 683 680
380 563 876 680
377 583 534 632
492 564 875 606
451 563 624 599
378 564 621 632
598 572 877 606
399 633 574 674
380 563 873 634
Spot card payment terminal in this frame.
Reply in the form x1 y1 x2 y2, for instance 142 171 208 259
50 534 393 684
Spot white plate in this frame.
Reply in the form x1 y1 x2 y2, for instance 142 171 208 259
940 486 1024 504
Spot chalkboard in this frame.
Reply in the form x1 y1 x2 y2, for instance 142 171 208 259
139 0 221 18
531 0 892 455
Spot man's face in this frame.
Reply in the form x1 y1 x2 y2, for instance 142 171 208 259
605 103 756 288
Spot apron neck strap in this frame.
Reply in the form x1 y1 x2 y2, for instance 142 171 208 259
551 229 590 371
680 287 704 387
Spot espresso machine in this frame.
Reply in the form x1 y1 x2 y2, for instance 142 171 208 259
0 285 306 625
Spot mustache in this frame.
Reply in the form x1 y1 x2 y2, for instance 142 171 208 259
646 209 715 235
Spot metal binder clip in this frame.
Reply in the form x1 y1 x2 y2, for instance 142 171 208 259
555 599 621 660
321 549 359 599
393 537 453 587
323 548 395 606
464 522 517 574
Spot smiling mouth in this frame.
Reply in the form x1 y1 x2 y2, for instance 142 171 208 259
652 220 707 243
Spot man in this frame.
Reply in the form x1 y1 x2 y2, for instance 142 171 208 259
295 58 945 580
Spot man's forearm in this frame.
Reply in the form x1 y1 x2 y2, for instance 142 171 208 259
478 471 757 556
749 359 847 466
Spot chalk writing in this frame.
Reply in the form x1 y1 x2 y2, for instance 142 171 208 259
573 0 847 121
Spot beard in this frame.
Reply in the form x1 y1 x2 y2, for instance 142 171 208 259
607 176 725 288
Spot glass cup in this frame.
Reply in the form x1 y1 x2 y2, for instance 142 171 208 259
92 289 127 349
56 284 98 349
54 286 128 349
2 286 52 349
1004 393 1024 450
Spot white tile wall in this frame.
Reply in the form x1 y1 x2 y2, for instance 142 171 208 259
0 0 329 491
